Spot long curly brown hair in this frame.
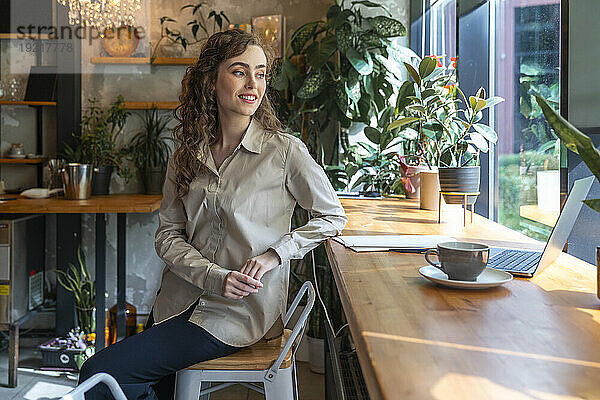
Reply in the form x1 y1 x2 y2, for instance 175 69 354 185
172 29 282 199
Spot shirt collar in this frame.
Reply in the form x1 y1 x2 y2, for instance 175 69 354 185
239 118 264 154
197 118 264 158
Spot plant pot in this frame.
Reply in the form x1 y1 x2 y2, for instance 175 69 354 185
39 340 86 371
537 170 560 211
438 166 480 205
92 165 114 195
157 42 184 58
76 305 96 334
420 168 440 210
405 165 432 199
307 336 324 374
143 167 166 194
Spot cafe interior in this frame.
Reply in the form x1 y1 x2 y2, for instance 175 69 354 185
1 0 599 399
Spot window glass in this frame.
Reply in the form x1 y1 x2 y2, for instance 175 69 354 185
494 0 560 240
430 0 456 66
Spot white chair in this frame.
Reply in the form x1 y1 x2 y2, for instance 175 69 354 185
175 281 316 400
61 372 127 400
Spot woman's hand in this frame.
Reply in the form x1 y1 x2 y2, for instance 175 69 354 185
222 271 263 300
240 249 281 283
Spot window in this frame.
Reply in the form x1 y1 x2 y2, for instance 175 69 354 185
493 0 561 240
411 0 562 240
430 0 456 66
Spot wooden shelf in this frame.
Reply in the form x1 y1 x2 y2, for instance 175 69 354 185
0 194 162 214
0 100 56 106
122 101 178 110
0 158 45 164
90 57 196 65
0 33 54 40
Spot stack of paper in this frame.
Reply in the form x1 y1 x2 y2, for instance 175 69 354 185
332 235 456 252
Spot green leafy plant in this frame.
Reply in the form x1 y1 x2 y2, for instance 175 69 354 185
393 56 504 167
55 246 96 334
275 2 408 341
324 165 349 191
536 95 600 213
271 1 407 166
518 62 561 170
390 55 456 166
343 106 408 195
152 2 230 59
63 95 132 182
127 107 173 187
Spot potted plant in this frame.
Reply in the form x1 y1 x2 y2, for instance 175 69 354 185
535 95 600 298
271 1 407 167
55 246 96 334
127 107 173 194
393 56 504 205
63 95 132 195
39 327 95 371
273 4 407 365
152 2 230 59
519 64 561 211
387 55 455 204
344 106 413 197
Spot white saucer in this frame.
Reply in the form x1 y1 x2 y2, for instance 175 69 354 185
419 265 513 289
20 188 63 198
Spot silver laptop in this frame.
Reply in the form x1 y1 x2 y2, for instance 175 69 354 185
487 176 594 277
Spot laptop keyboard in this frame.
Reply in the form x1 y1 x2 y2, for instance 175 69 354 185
488 249 542 272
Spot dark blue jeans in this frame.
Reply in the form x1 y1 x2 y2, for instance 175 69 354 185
78 302 242 400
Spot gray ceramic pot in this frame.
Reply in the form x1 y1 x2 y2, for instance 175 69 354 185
143 167 166 194
438 166 480 205
92 165 114 195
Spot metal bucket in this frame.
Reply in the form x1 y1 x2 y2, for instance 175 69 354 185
61 163 93 199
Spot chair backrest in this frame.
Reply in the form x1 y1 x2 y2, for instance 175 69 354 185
265 281 315 382
61 372 127 400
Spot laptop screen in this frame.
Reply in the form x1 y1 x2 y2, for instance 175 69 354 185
536 176 594 274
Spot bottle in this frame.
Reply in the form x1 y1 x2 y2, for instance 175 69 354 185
105 309 110 346
108 302 137 343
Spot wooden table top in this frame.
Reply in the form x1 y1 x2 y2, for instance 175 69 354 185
0 194 162 214
326 198 600 400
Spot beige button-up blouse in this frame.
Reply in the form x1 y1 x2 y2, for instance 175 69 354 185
152 118 348 347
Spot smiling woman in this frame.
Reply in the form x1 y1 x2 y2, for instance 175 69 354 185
214 46 269 167
75 29 348 400
172 30 282 197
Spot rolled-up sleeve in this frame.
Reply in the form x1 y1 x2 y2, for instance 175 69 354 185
155 158 231 296
269 137 348 264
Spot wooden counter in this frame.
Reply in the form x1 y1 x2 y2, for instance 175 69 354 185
0 194 162 214
326 198 600 400
0 193 163 352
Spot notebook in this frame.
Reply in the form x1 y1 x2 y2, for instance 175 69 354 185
332 235 456 253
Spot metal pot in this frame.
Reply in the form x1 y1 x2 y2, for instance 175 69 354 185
61 163 93 199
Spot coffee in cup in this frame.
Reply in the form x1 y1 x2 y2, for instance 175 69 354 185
424 242 489 281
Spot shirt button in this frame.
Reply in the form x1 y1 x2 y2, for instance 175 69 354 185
200 301 206 306
208 182 217 192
